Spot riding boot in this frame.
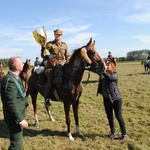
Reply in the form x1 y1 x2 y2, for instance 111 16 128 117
38 72 47 86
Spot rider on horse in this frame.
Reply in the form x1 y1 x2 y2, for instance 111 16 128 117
147 53 150 62
107 52 113 61
41 29 70 107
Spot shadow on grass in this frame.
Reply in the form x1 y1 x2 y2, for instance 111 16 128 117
24 128 67 138
24 127 121 141
84 133 121 141
126 72 150 76
0 119 9 138
24 127 87 141
0 119 121 141
82 80 98 84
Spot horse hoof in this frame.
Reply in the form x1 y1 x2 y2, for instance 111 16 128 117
34 123 39 128
81 135 85 141
51 119 55 122
68 133 74 141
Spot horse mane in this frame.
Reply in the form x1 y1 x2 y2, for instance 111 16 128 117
69 48 82 64
69 46 87 65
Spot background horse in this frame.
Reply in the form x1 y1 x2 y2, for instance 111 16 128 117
0 67 5 83
19 59 31 90
141 60 150 74
0 63 5 94
27 38 104 140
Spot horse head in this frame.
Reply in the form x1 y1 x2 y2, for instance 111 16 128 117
81 38 105 75
23 59 31 71
19 59 31 89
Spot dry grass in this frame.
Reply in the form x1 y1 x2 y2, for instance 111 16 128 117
0 61 150 150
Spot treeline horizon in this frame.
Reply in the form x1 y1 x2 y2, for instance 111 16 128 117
0 49 150 68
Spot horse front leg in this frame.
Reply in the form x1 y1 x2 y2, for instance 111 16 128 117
64 103 74 140
31 94 39 128
45 106 55 122
24 79 28 92
72 99 84 138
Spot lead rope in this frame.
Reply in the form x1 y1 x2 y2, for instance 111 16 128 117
82 70 90 87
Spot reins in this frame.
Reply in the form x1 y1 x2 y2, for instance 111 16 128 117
82 69 91 87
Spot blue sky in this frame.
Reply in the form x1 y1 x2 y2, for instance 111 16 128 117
1 0 150 64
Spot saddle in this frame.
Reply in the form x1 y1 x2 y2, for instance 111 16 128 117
52 64 63 87
33 66 47 86
36 64 64 87
37 72 47 86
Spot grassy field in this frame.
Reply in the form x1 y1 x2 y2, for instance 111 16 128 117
0 61 150 150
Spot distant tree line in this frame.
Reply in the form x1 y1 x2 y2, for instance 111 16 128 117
0 49 150 68
110 49 150 62
0 58 8 68
126 49 150 61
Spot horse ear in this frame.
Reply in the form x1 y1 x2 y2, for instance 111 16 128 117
93 40 95 46
87 37 92 46
29 59 31 62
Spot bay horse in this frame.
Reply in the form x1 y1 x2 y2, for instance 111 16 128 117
0 63 5 83
141 60 150 74
0 62 5 94
19 59 31 90
27 38 104 140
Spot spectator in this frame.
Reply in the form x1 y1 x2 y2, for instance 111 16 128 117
97 60 127 140
34 57 41 67
1 56 28 149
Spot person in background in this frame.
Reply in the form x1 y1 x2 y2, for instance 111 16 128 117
41 29 70 106
107 52 113 61
34 57 41 67
97 60 127 140
1 56 28 150
147 53 150 61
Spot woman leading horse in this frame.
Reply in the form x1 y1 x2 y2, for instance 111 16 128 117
27 38 104 140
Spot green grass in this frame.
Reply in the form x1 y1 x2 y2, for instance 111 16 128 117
0 61 150 150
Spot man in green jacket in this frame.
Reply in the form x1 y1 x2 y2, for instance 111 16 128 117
1 56 28 150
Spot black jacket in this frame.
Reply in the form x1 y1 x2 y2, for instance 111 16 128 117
98 71 122 102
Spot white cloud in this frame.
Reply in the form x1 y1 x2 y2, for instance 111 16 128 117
132 35 150 43
123 13 150 23
62 24 91 34
66 33 98 48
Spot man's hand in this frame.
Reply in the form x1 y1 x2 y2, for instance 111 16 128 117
41 45 45 52
19 119 28 128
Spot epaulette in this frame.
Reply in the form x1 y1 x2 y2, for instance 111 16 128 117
46 41 54 45
61 41 66 44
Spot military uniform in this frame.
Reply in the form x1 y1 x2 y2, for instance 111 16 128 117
1 71 27 150
41 29 70 102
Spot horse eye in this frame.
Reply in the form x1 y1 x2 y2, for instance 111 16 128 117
88 51 95 55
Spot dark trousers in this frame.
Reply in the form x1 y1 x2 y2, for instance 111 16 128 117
6 122 23 150
45 69 54 100
103 97 126 135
